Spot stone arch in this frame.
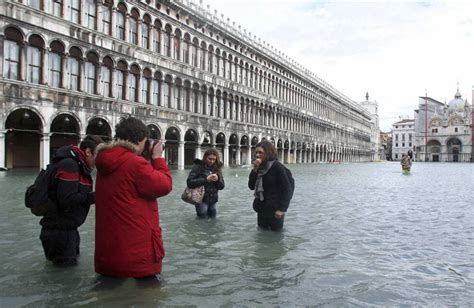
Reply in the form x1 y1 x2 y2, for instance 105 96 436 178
5 108 44 168
86 116 112 141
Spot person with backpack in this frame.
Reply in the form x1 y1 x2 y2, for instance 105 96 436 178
248 140 294 231
39 135 104 266
186 148 225 219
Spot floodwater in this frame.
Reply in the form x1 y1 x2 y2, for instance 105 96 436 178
1 162 473 306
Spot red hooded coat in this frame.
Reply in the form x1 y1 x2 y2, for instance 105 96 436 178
94 141 172 277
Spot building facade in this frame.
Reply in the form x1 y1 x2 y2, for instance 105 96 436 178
0 0 372 170
414 90 472 162
391 119 415 161
360 92 380 161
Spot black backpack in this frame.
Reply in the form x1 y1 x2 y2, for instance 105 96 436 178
283 165 295 200
24 163 58 216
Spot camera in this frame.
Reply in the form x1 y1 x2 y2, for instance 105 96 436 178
142 139 161 161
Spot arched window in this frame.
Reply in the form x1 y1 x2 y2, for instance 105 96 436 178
173 29 181 61
142 68 151 104
67 47 82 91
191 38 198 67
3 27 22 80
129 64 140 102
100 56 113 97
129 9 139 45
164 25 172 57
163 76 172 108
116 60 127 99
226 55 232 79
27 35 44 84
49 0 62 17
115 4 126 40
85 52 98 94
174 79 182 109
84 0 96 29
99 1 112 34
49 41 64 88
153 20 162 53
200 42 206 70
220 52 226 77
207 46 213 74
141 15 151 49
67 0 80 23
183 34 190 64
152 72 161 106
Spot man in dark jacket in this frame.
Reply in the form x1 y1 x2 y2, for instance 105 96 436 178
40 135 103 266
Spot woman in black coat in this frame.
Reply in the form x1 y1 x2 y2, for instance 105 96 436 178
187 148 225 218
248 140 293 231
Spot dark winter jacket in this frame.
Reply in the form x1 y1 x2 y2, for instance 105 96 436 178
187 159 225 205
248 160 292 213
94 141 172 278
40 145 95 229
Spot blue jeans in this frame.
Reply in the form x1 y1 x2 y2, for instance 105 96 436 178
195 202 217 218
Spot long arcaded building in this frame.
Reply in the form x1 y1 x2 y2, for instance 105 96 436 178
0 0 372 170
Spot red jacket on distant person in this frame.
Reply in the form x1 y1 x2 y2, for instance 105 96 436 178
94 141 172 277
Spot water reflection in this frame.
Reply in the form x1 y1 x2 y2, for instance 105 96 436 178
1 162 474 306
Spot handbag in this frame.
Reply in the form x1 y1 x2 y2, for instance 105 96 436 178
181 186 205 205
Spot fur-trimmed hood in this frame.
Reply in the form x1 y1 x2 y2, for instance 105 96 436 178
95 140 140 175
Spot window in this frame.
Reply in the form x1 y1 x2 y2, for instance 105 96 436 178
190 42 197 66
48 52 61 87
183 38 190 64
208 50 213 73
115 7 125 40
163 82 171 108
84 0 96 29
68 0 80 23
141 22 149 49
3 39 20 80
29 0 40 9
67 57 79 90
164 28 171 57
116 71 124 99
454 127 458 133
51 0 62 17
395 143 398 147
128 74 138 102
100 65 111 96
99 3 111 34
84 62 95 94
141 76 148 103
153 22 161 53
173 35 180 60
129 10 139 45
27 37 43 84
152 79 160 106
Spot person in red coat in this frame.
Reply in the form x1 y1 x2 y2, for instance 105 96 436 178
94 117 172 282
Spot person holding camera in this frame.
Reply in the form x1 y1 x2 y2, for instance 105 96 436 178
94 117 172 283
186 148 225 218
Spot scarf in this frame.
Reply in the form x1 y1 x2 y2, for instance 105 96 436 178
254 160 275 201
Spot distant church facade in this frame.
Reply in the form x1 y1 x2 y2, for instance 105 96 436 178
414 88 472 162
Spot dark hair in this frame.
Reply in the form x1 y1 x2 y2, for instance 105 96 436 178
115 116 147 144
203 148 223 175
255 140 277 161
80 135 104 154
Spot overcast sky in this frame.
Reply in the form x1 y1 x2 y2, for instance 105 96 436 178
202 0 473 131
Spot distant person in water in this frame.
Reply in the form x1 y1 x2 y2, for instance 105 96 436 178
401 153 412 172
186 148 225 218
